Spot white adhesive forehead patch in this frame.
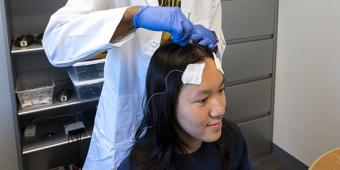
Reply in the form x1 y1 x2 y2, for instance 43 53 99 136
213 53 224 74
181 63 205 85
181 53 224 85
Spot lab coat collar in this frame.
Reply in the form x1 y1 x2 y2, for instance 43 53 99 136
145 0 194 18
181 0 195 18
145 0 158 6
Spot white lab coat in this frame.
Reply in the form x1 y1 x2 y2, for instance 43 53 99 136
43 0 226 169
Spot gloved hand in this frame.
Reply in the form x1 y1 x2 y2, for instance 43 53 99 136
191 24 218 49
133 6 193 46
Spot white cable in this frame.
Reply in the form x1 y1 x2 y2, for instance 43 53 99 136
137 69 183 139
146 69 183 115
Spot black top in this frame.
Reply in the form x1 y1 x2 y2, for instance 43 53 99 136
118 120 252 170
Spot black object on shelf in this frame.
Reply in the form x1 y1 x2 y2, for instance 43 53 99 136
22 111 93 155
14 35 35 47
14 33 44 48
56 89 73 102
11 33 45 54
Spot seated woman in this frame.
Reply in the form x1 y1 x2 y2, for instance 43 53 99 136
118 43 252 170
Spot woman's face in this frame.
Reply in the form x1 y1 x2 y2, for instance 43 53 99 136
176 57 226 151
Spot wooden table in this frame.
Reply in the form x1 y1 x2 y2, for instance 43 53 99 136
309 147 340 170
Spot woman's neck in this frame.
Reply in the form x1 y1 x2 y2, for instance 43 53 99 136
176 128 203 154
185 138 202 153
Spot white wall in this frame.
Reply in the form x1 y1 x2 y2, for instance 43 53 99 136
274 0 340 166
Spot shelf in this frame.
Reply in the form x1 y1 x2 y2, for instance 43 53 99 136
11 43 44 54
18 96 99 116
22 128 92 155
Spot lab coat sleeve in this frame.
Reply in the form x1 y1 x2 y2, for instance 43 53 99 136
213 0 226 59
42 0 133 67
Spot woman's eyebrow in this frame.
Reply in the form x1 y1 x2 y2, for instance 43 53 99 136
195 77 226 96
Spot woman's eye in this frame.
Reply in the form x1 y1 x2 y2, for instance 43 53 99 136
219 87 225 93
197 98 208 104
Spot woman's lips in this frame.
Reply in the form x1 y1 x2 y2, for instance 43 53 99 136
207 121 222 130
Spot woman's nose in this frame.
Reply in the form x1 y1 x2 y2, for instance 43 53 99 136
210 98 226 118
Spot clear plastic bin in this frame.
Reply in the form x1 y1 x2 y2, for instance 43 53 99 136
67 58 105 82
69 70 104 100
16 72 55 109
71 78 104 100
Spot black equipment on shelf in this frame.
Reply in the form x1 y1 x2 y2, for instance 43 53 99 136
14 33 44 47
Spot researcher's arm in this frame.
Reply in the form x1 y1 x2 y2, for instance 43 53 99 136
43 2 193 67
43 0 137 67
112 6 196 46
110 6 140 43
112 5 196 45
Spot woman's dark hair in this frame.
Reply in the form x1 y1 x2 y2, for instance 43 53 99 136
129 43 231 170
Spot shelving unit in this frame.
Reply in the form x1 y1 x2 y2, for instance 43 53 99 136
14 51 100 170
7 26 102 169
18 96 99 116
15 65 98 170
1 0 98 169
11 44 44 54
23 128 92 155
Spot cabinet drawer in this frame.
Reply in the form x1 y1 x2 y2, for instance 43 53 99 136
222 39 274 83
238 116 272 155
221 0 275 40
224 78 272 121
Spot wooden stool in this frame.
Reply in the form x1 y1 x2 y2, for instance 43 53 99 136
309 147 340 170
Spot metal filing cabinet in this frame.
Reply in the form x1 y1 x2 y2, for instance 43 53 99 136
221 0 276 40
221 0 277 159
239 116 272 156
223 39 274 83
225 78 272 122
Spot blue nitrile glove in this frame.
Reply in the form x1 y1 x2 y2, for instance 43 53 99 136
133 6 193 46
191 24 218 49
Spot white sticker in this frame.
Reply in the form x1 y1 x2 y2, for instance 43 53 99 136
213 53 224 74
181 63 205 85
